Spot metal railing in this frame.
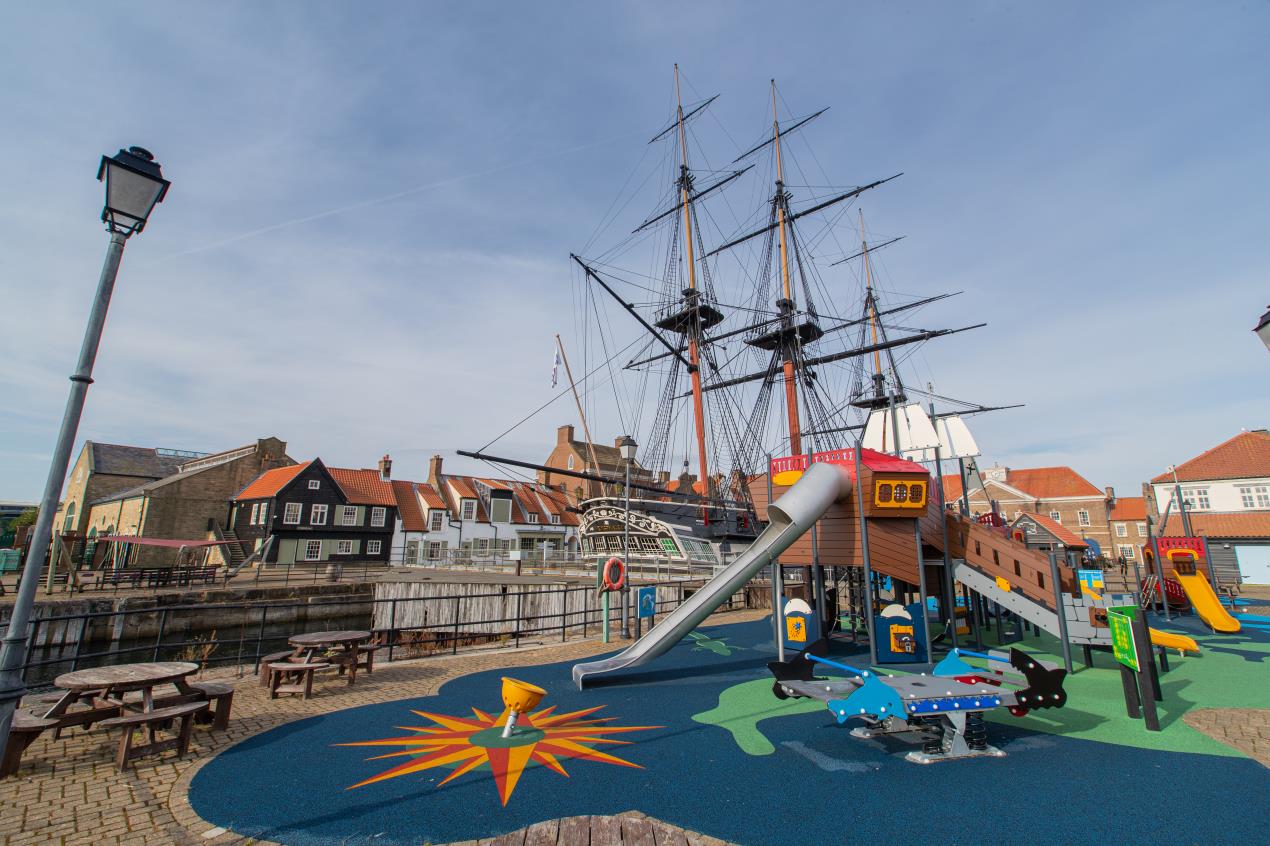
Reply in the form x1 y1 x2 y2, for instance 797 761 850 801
4 580 748 690
397 549 726 580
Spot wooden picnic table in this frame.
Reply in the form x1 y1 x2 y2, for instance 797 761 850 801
288 630 371 685
38 662 201 731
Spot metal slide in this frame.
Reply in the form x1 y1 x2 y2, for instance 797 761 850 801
572 462 855 689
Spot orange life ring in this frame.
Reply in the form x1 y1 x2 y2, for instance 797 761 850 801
602 557 626 592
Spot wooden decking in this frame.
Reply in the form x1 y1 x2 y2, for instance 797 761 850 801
456 812 733 846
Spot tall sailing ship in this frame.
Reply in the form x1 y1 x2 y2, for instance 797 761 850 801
471 67 1000 566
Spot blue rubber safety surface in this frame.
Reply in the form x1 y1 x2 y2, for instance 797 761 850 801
190 617 1270 846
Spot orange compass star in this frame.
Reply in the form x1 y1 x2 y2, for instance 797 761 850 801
337 704 661 805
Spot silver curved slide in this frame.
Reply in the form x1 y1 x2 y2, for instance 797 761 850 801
572 462 854 689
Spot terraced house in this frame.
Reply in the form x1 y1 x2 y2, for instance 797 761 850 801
230 456 398 565
391 454 580 565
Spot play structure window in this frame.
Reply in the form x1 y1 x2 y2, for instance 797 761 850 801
909 484 924 505
877 483 893 503
894 484 909 503
1036 572 1045 590
1014 561 1021 577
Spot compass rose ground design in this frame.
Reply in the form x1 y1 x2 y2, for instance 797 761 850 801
337 704 661 805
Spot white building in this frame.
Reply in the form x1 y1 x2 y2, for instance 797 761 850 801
1150 429 1270 586
389 455 580 566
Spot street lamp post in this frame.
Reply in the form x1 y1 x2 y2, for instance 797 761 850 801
618 435 637 639
0 146 169 766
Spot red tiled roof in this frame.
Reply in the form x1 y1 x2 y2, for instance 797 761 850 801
1004 467 1102 499
1160 511 1270 539
392 481 426 532
666 479 707 495
1151 430 1270 484
328 468 396 506
235 462 309 500
448 477 478 499
416 483 446 510
1110 497 1147 522
941 474 964 503
1018 511 1089 548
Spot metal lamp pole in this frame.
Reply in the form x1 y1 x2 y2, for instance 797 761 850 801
618 435 637 639
0 147 169 766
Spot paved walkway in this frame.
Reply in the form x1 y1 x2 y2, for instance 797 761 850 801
1185 708 1270 766
0 609 765 846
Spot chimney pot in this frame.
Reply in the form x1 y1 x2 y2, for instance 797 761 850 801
378 455 392 481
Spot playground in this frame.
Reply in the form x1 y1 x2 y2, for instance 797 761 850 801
184 598 1270 846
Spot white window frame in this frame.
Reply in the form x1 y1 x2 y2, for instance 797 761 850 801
426 541 441 559
308 479 320 490
550 513 561 525
310 503 328 526
405 540 420 564
527 512 539 524
336 539 353 555
429 511 444 532
1118 544 1136 561
1183 487 1210 510
303 540 321 561
1136 522 1147 537
249 503 260 525
258 502 268 525
1049 511 1061 523
340 505 358 526
460 500 476 521
283 502 302 525
476 538 490 553
371 507 386 527
567 454 575 471
367 539 381 555
1240 487 1255 508
1256 486 1270 508
1077 510 1090 527
1115 523 1128 537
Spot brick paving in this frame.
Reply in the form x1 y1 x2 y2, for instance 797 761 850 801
1 609 766 846
1184 708 1270 767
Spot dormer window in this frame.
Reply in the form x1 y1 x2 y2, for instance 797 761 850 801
550 514 560 525
429 511 444 532
308 480 320 490
527 512 539 524
461 500 476 521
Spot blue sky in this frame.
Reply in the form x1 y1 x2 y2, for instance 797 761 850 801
2 2 1267 503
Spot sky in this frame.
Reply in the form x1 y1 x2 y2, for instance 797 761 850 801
2 2 1268 505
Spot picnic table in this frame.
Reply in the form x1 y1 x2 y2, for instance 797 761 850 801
42 661 202 725
288 630 371 685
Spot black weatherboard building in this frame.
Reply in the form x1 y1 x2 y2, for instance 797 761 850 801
230 456 398 565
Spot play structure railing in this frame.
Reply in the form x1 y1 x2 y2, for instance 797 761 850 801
2 580 748 690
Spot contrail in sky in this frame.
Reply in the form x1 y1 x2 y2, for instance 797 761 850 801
146 135 622 264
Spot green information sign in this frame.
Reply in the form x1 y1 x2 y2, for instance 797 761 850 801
1108 606 1138 671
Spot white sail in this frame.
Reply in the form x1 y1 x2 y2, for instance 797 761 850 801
907 414 981 462
861 403 941 458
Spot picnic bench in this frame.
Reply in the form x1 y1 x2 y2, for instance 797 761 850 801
268 662 330 699
0 711 60 778
98 701 208 771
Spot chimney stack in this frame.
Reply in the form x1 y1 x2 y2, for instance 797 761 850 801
1104 486 1115 500
378 455 392 481
428 454 444 487
557 424 575 444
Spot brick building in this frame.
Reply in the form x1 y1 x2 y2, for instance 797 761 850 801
945 463 1115 557
82 438 292 567
540 424 657 500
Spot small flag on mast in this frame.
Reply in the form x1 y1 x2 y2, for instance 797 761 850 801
551 347 561 388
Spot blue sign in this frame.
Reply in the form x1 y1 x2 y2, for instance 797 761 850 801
637 586 657 619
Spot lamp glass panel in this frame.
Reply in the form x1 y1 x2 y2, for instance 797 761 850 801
105 163 164 224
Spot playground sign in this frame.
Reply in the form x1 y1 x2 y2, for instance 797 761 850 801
1077 569 1104 595
1108 605 1138 671
637 586 657 619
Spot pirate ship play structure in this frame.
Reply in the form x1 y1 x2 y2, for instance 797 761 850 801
465 69 1195 696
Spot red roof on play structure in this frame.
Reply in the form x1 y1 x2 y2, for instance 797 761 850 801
769 448 929 480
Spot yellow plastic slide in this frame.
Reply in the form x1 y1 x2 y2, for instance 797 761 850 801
1149 628 1201 654
1175 572 1242 633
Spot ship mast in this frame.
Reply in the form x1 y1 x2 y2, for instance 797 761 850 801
771 80 803 455
675 64 711 499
